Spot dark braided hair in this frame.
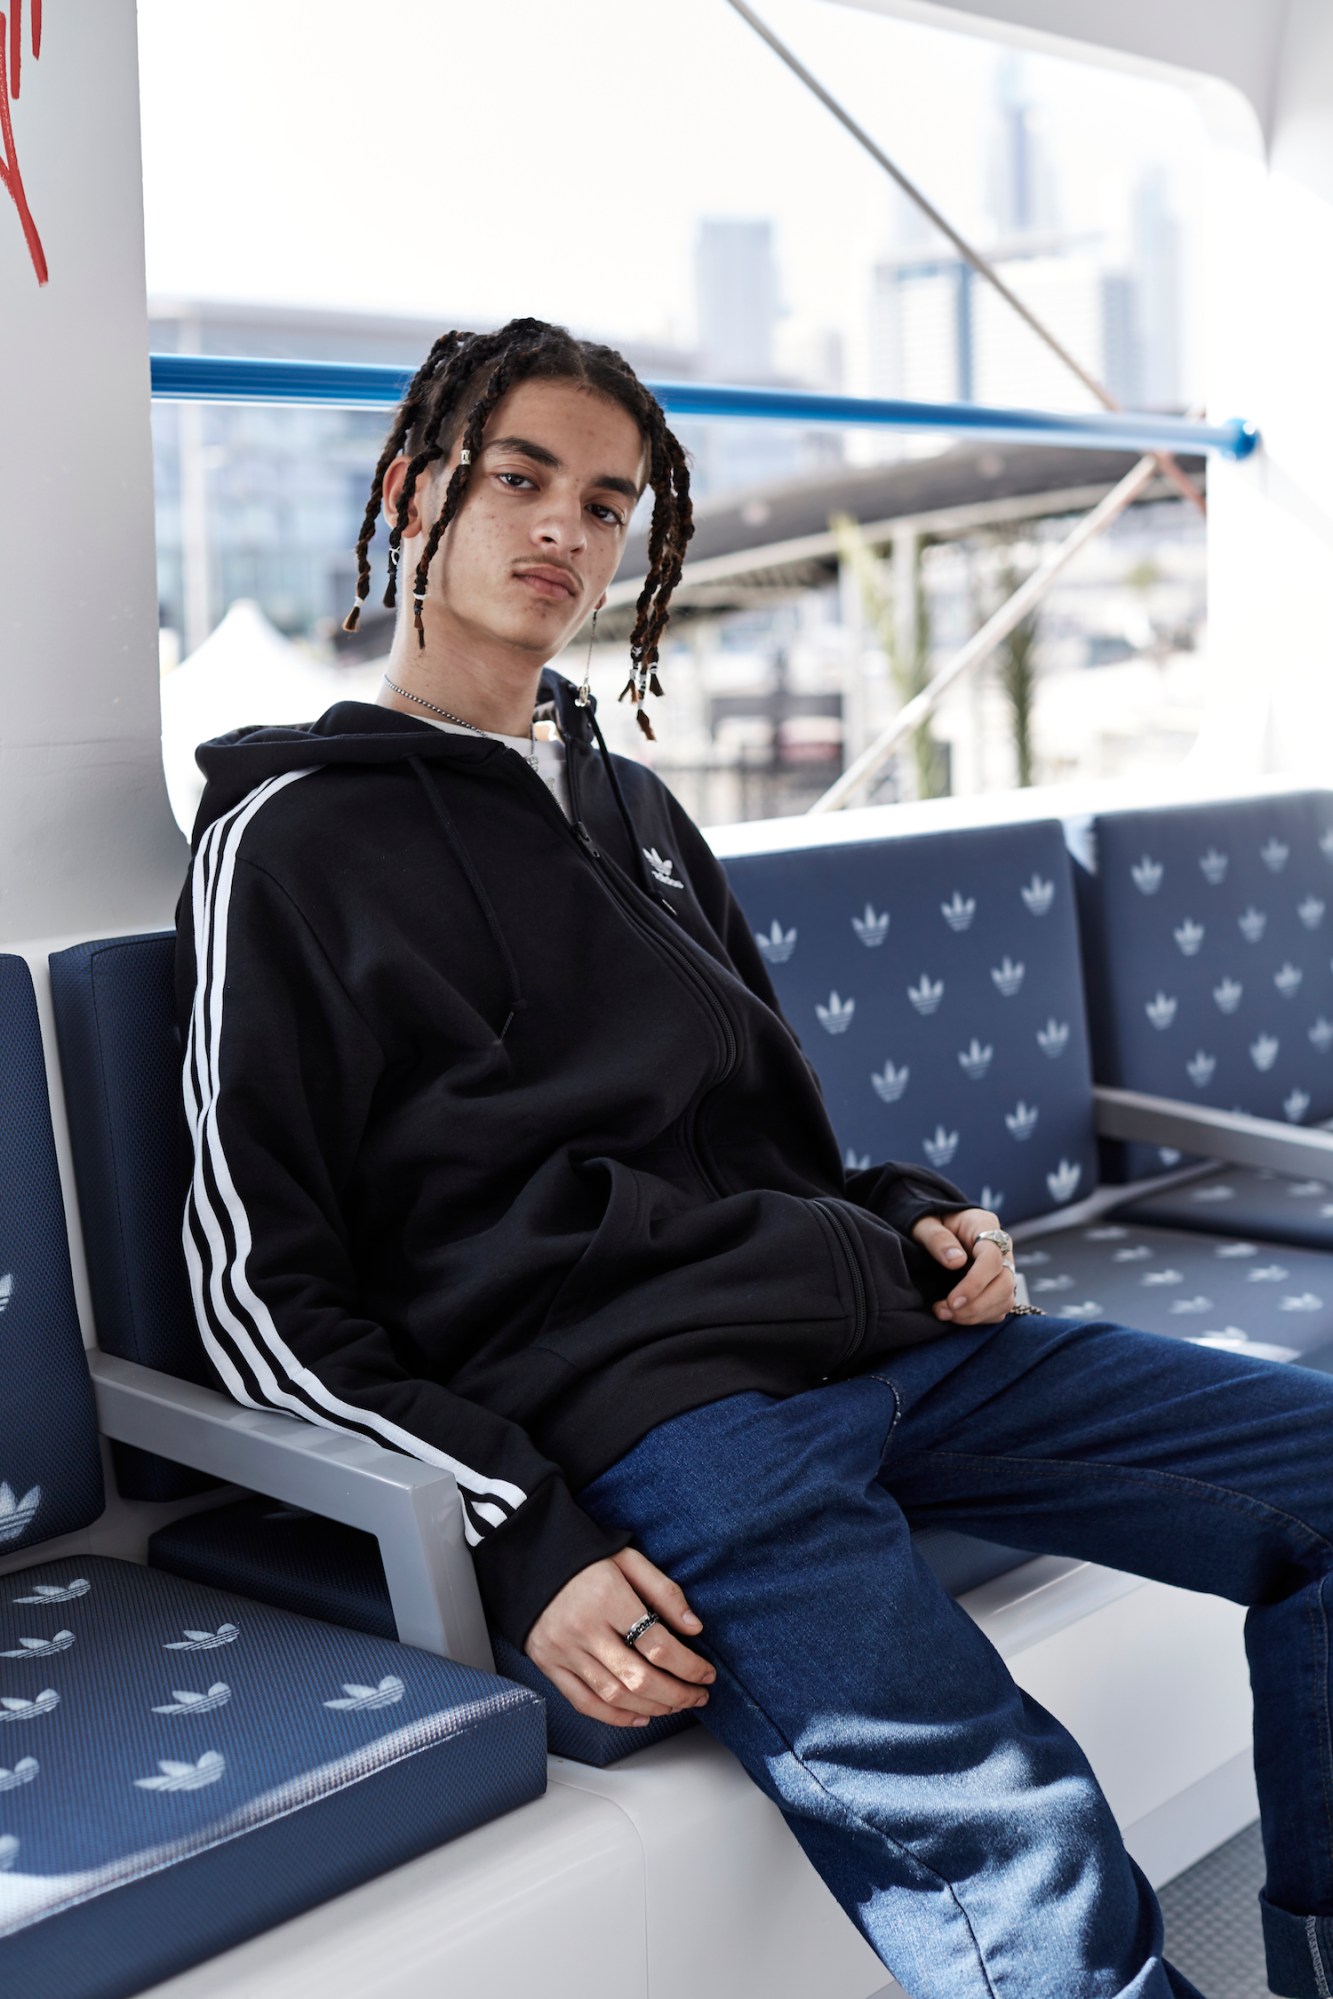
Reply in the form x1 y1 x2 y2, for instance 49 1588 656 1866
343 317 693 738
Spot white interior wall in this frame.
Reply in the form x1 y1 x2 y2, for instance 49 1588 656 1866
833 0 1333 787
0 0 1322 961
0 0 185 952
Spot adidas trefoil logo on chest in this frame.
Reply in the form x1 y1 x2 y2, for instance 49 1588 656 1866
642 847 684 891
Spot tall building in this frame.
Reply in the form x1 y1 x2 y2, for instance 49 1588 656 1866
985 52 1061 239
1131 167 1184 408
870 51 1184 423
695 219 779 379
685 217 839 497
970 248 1129 409
870 254 974 407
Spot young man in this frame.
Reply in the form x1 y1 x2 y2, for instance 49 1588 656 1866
179 318 1333 1999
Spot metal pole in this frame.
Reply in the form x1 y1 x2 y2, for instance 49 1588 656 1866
721 0 1206 518
809 449 1162 813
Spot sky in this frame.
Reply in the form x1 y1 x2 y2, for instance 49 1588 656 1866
135 0 1209 397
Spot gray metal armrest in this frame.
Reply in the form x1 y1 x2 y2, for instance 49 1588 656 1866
1095 1086 1333 1180
89 1352 493 1672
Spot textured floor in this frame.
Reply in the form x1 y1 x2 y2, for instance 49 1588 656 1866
1159 1819 1277 1999
865 1819 1277 1999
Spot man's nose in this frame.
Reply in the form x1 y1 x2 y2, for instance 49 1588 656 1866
533 489 586 549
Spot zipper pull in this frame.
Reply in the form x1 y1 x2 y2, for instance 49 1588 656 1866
575 820 601 859
659 894 682 921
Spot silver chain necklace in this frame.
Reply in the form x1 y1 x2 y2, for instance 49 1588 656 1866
383 675 538 772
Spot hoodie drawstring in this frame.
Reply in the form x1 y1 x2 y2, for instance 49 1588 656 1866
408 756 527 1042
586 708 662 903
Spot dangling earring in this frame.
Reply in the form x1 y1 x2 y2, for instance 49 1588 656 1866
576 609 598 707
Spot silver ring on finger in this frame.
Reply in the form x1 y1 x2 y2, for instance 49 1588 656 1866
623 1612 661 1652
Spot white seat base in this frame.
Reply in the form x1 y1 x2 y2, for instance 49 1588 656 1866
137 1560 1256 1999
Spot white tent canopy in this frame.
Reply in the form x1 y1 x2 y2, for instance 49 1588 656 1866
161 599 382 832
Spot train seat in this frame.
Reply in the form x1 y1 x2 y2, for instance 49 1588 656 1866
49 930 1035 1770
1075 789 1333 1247
720 815 1333 1359
0 954 546 1999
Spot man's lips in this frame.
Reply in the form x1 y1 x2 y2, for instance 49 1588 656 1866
514 566 579 601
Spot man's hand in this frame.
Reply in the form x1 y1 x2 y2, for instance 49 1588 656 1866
911 1207 1016 1325
525 1546 716 1728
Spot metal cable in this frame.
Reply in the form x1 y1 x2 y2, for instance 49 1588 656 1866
721 0 1206 517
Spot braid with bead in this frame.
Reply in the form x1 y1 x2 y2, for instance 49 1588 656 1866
342 318 694 735
342 330 463 633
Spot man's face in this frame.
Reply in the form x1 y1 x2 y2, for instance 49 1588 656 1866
407 376 647 660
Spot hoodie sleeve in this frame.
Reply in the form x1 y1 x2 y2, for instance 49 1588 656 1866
178 850 626 1649
662 794 973 1234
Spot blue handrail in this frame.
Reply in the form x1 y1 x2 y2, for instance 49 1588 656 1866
147 354 1259 461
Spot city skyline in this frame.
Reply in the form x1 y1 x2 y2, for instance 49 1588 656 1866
136 0 1208 404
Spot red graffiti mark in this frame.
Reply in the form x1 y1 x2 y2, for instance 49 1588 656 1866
0 0 47 286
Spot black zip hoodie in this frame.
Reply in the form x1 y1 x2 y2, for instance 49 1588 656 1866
176 672 969 1646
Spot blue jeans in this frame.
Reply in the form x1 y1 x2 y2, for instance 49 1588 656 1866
579 1313 1333 1999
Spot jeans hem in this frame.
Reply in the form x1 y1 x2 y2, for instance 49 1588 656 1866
1261 1889 1333 1997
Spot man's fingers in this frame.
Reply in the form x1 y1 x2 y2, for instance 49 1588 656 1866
945 1266 1017 1325
630 1619 715 1685
936 1241 1011 1319
939 1239 1003 1304
543 1661 656 1729
613 1546 704 1632
914 1215 968 1269
523 1550 716 1729
582 1644 708 1716
575 1655 679 1719
590 1630 712 1711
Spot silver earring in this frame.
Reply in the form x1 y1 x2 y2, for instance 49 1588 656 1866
576 609 598 707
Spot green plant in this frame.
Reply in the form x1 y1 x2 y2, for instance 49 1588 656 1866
980 530 1040 789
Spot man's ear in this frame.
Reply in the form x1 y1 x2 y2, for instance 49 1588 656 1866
595 590 608 612
381 455 426 539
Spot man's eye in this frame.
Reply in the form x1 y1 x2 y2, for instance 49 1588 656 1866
590 504 625 526
497 471 533 489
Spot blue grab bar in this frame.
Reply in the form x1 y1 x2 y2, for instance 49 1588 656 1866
147 354 1259 461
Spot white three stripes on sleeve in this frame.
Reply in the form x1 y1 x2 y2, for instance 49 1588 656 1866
181 770 527 1547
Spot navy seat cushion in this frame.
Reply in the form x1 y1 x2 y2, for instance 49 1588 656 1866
48 934 210 1503
0 957 104 1549
1076 791 1333 1180
1117 1159 1333 1253
0 1554 543 1999
148 1497 1035 1766
1015 1216 1333 1363
723 820 1098 1226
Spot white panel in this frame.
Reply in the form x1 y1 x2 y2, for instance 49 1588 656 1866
828 0 1282 132
1122 1746 1258 1889
0 0 184 949
556 1732 889 1999
138 1785 648 1999
999 1577 1255 1858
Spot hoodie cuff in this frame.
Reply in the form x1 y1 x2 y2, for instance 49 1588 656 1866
847 1161 971 1237
885 1180 973 1236
471 1472 630 1652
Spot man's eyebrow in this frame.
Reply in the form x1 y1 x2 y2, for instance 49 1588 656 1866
484 434 562 470
483 434 642 503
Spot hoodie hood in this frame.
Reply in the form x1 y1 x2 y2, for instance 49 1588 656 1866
191 667 596 841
